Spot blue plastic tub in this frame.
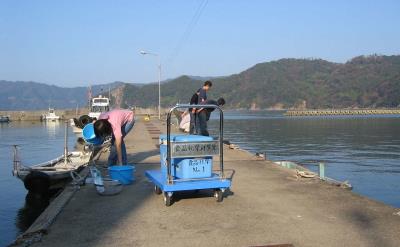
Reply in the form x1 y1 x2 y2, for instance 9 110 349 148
82 123 103 145
108 165 136 185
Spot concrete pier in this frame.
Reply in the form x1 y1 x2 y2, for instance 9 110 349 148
21 120 400 247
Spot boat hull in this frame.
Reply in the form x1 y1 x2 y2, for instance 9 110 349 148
14 151 91 192
0 116 11 122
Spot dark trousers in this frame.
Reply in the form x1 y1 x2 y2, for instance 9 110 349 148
197 111 209 136
108 120 135 165
189 111 197 134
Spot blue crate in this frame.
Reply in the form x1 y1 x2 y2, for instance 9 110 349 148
159 134 214 179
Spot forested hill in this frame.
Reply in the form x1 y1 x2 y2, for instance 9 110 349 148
121 55 400 109
2 55 399 110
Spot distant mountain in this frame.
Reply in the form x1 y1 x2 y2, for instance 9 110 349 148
121 76 202 108
120 55 400 109
0 81 123 110
2 55 400 110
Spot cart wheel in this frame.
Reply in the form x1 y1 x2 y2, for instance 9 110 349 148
154 185 162 195
163 192 172 207
214 189 223 202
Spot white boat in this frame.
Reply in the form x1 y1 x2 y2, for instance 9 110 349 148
12 125 92 192
42 108 60 121
70 95 110 136
89 95 110 119
70 118 83 137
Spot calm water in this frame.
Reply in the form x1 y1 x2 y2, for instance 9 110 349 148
0 121 76 247
1 112 399 246
210 111 400 208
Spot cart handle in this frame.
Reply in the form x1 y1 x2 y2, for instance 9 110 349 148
166 104 224 184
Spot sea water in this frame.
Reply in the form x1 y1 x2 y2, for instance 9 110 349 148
209 110 400 208
0 121 75 246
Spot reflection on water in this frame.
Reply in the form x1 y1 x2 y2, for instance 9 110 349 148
44 121 61 138
209 111 400 208
15 189 61 234
0 121 75 246
15 192 50 233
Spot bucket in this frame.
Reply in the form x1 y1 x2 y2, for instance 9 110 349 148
82 123 103 145
108 165 135 185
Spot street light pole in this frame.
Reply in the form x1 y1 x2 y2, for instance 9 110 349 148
157 56 161 120
140 50 161 120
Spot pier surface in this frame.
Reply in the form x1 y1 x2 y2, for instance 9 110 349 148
32 120 400 247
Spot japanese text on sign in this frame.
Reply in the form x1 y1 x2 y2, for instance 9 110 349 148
171 141 219 158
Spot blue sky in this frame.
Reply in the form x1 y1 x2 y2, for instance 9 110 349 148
0 0 399 87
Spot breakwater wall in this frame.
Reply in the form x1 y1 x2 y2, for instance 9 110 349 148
0 109 87 121
0 107 168 121
285 108 400 116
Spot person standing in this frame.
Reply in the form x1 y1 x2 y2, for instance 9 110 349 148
94 109 135 165
197 98 225 136
189 81 212 134
198 80 212 104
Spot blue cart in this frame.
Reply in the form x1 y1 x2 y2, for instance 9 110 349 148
145 104 234 206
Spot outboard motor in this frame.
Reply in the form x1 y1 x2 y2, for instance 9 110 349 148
73 117 83 128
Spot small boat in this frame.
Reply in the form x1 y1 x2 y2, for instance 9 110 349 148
70 118 83 137
69 105 84 137
41 108 60 121
0 115 10 123
70 115 93 137
12 125 92 192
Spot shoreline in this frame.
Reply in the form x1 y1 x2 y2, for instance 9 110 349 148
0 107 170 121
2 106 400 122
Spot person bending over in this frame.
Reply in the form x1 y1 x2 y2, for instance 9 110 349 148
94 109 135 166
197 98 225 136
